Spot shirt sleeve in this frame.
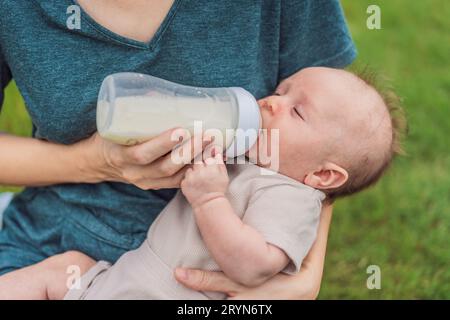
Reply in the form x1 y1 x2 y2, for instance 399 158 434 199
278 0 357 80
242 184 323 274
0 48 12 113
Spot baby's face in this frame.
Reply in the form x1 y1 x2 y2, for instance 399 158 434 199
250 67 384 182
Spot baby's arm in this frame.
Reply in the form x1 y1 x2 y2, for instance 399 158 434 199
181 150 290 287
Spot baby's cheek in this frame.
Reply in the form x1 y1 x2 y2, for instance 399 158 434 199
280 137 316 166
278 134 297 157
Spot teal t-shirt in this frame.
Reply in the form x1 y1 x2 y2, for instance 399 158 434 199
0 0 356 264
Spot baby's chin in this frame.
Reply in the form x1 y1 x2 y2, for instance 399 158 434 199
244 140 306 183
244 137 281 171
244 116 265 160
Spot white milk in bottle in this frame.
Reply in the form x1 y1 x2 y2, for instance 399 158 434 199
97 73 261 158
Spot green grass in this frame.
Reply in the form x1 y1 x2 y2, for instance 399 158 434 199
319 0 450 299
0 0 449 299
0 79 32 193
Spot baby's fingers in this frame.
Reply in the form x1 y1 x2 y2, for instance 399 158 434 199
214 150 224 164
204 145 224 165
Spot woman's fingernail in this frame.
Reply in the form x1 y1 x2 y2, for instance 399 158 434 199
173 129 187 142
203 135 215 144
176 268 189 281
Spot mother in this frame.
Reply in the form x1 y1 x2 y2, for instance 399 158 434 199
0 0 356 299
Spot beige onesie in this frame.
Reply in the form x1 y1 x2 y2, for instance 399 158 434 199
64 161 325 300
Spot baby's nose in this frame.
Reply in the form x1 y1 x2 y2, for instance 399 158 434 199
264 97 283 115
270 104 281 116
273 102 284 114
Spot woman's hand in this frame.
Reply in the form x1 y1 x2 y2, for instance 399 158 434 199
85 128 213 190
175 265 319 300
0 128 212 188
174 204 333 299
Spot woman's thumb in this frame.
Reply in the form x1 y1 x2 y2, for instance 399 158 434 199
174 268 211 291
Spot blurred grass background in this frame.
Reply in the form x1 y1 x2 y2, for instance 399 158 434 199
320 0 450 299
0 0 449 298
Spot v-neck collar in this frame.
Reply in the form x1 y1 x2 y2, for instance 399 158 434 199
35 0 181 50
72 0 181 50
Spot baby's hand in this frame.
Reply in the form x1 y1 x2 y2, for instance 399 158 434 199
181 146 229 209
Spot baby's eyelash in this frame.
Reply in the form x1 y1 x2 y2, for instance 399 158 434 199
294 106 304 120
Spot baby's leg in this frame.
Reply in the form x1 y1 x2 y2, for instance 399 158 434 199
0 251 96 300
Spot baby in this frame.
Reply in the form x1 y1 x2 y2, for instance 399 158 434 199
0 67 404 299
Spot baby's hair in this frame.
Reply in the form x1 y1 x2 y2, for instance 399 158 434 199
325 65 408 203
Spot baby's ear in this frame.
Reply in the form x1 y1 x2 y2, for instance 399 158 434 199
303 162 348 190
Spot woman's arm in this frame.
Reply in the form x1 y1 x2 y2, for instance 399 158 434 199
0 133 103 186
174 204 333 299
0 129 210 188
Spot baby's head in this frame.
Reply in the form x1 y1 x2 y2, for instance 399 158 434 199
253 67 406 202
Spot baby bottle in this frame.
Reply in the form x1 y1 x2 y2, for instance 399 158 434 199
97 73 261 158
